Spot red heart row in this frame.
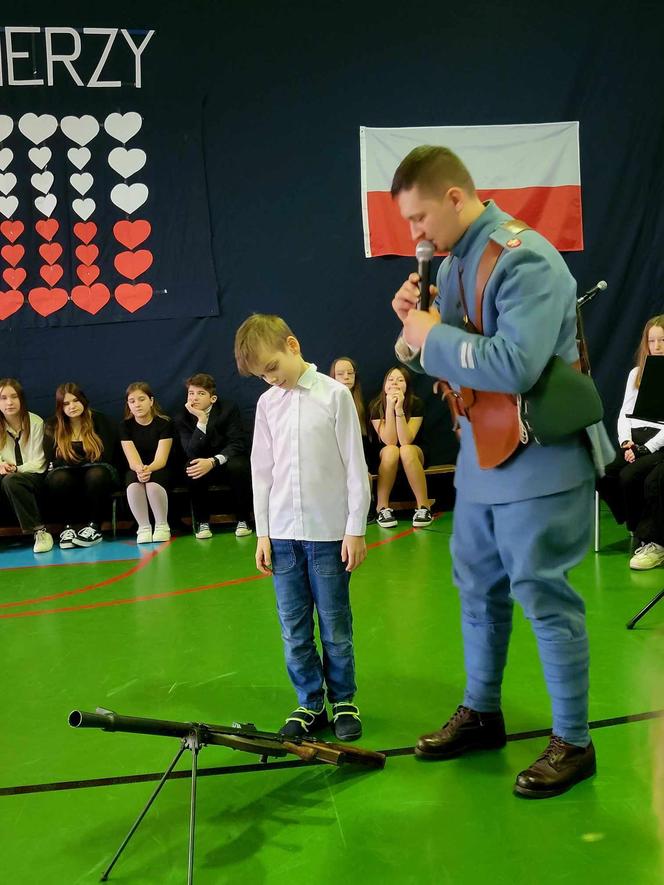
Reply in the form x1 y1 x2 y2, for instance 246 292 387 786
0 283 153 319
2 220 152 248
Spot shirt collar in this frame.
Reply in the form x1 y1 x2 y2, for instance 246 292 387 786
274 362 317 396
451 200 501 261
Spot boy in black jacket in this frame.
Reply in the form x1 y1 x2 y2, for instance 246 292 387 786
175 373 253 538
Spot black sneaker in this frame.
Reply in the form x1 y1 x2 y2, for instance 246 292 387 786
72 523 103 547
59 526 77 549
413 507 433 527
331 702 362 741
279 705 329 738
376 507 398 528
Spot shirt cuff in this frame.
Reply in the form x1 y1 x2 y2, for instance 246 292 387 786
215 454 227 466
395 334 420 362
196 421 208 433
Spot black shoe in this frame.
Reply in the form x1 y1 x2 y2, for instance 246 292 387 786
72 523 103 547
279 705 329 738
415 704 507 759
331 702 362 741
514 736 596 799
59 525 77 549
376 507 398 528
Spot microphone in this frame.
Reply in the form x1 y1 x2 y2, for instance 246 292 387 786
577 279 607 307
415 240 435 310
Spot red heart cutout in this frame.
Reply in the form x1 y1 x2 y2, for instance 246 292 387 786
40 264 64 286
114 249 153 280
35 219 60 242
28 286 68 317
73 222 97 245
113 220 151 250
76 264 100 285
38 243 63 265
115 283 153 313
75 244 99 265
1 244 25 267
71 284 110 315
0 289 24 320
0 221 25 243
2 267 26 288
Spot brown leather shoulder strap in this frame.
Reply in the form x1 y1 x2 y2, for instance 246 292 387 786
473 219 532 333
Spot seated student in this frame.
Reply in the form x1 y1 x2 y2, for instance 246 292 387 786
0 378 52 553
44 383 119 549
598 315 664 568
329 357 378 470
174 372 253 539
369 366 432 528
119 382 173 544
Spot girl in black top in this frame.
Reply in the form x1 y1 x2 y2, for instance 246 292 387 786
45 382 118 549
369 365 432 529
119 381 174 544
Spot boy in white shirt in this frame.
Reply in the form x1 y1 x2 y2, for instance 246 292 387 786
235 314 370 741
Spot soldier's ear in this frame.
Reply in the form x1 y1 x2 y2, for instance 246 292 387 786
447 186 465 214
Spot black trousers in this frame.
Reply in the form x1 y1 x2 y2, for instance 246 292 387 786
0 471 46 532
46 464 117 526
185 456 253 523
597 427 664 532
635 460 664 545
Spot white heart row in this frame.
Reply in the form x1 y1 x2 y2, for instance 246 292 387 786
0 146 147 180
0 113 143 147
0 182 149 219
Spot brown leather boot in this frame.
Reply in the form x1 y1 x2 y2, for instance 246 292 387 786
415 704 507 759
514 736 596 798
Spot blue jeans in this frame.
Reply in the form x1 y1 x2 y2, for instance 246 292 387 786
271 539 356 708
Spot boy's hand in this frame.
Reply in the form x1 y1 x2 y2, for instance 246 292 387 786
341 535 366 573
255 536 273 575
185 401 208 423
186 457 214 479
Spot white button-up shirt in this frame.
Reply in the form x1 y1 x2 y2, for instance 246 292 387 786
251 364 370 540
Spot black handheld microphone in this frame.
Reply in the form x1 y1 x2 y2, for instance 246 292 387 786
577 279 607 307
416 240 435 310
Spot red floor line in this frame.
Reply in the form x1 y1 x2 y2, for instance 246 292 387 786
0 539 175 609
0 516 443 619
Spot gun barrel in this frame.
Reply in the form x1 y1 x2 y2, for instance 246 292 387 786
69 709 196 740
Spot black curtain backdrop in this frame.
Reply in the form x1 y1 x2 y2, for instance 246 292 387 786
2 0 664 463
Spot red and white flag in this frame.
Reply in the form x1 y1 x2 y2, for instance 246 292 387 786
360 122 583 257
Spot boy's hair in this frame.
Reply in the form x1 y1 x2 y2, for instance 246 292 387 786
635 314 664 386
390 145 476 198
186 373 216 395
234 314 296 377
124 381 169 421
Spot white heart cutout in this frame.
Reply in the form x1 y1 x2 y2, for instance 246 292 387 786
0 115 14 142
104 112 142 144
60 114 100 147
0 196 18 219
35 193 57 217
0 148 13 171
0 173 17 195
28 147 51 169
72 198 96 221
70 172 93 196
67 147 91 170
18 113 58 145
31 171 54 195
108 147 147 179
110 182 148 214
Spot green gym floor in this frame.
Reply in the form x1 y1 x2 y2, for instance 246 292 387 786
2 504 664 885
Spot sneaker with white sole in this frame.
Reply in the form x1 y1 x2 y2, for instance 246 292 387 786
72 523 102 547
376 507 398 528
59 525 77 549
136 526 153 544
413 507 433 527
629 541 664 570
235 520 253 537
195 522 213 539
33 529 54 554
152 524 171 543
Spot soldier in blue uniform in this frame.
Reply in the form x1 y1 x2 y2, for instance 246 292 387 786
390 145 597 798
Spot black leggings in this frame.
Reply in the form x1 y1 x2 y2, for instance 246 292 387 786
46 464 117 526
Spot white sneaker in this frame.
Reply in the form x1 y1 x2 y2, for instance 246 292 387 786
629 542 664 570
136 526 153 544
152 523 171 542
235 520 253 537
59 526 77 549
33 529 54 554
195 522 213 539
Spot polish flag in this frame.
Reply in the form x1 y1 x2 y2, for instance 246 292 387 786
360 122 583 257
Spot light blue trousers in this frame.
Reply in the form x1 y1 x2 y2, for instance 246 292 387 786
451 480 593 746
